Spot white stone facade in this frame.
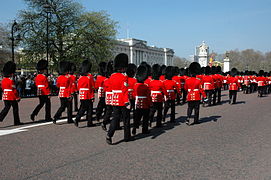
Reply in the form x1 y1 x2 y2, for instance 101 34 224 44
113 38 174 66
223 56 230 73
194 41 209 67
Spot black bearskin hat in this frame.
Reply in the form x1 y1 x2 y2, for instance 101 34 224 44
211 66 217 75
105 61 113 78
216 66 222 74
230 68 238 77
136 65 148 83
173 66 179 76
204 66 211 75
69 62 76 74
258 70 264 76
36 59 48 71
80 60 92 75
114 53 128 71
151 64 161 80
189 62 201 76
58 61 70 75
179 68 185 76
165 66 174 80
161 65 166 75
126 63 137 78
2 61 16 77
98 61 107 76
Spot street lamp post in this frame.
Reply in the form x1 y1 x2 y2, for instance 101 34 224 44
43 1 51 72
11 20 18 63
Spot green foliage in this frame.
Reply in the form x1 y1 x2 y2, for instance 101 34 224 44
17 0 117 72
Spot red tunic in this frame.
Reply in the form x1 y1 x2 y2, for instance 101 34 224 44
133 83 152 109
227 76 240 90
103 78 112 105
256 76 267 86
109 73 129 106
148 79 166 102
163 79 178 100
172 75 181 94
95 75 106 98
35 74 50 96
56 75 71 98
69 74 78 94
184 77 206 101
144 76 152 86
159 75 165 81
202 75 215 90
243 75 251 86
77 76 94 100
127 77 137 100
1 77 19 101
215 74 223 88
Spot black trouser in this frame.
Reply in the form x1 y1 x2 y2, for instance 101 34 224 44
258 86 265 97
163 100 175 122
149 102 163 127
205 90 213 106
187 100 200 123
72 93 78 111
0 100 20 125
103 105 113 125
75 99 93 124
134 108 149 133
213 89 217 105
216 88 221 103
54 98 72 123
96 97 106 120
229 90 237 104
176 93 181 105
107 106 130 141
31 95 51 120
182 89 187 103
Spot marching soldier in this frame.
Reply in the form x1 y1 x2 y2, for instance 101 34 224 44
53 61 72 124
30 59 52 122
69 63 79 112
202 66 214 106
106 53 131 145
148 64 166 127
256 70 267 97
127 63 137 119
163 66 178 123
132 65 152 135
74 60 95 127
227 68 240 104
95 62 107 122
0 61 22 125
185 62 207 125
101 61 114 131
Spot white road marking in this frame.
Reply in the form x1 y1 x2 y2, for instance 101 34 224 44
0 118 73 137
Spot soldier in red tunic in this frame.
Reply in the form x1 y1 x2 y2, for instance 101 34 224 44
53 61 72 124
0 61 22 125
101 61 114 131
95 62 107 122
74 60 95 127
132 65 152 135
227 68 240 104
215 66 224 104
202 66 215 106
185 62 207 125
179 68 188 104
69 63 79 112
126 63 137 121
256 70 267 97
106 53 131 145
163 66 178 123
30 59 52 122
172 66 182 105
148 64 166 128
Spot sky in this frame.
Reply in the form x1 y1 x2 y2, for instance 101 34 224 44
1 0 271 59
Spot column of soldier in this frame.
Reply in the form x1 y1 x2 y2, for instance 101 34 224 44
1 53 271 145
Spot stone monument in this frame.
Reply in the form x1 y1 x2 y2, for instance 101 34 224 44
194 41 209 67
223 52 230 72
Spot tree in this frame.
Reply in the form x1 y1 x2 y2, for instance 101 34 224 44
173 56 191 68
0 23 11 69
17 0 117 71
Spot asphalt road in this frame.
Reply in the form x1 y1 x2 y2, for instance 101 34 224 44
1 91 271 180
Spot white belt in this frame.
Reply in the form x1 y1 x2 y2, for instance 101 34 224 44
128 89 133 92
230 83 236 85
37 85 45 88
136 96 147 98
4 89 12 92
112 90 122 93
167 90 174 92
258 81 263 83
204 82 211 85
60 87 66 89
98 87 104 90
106 92 113 95
80 88 89 90
188 89 199 92
151 91 162 93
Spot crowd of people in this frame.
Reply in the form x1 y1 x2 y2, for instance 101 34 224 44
1 53 271 144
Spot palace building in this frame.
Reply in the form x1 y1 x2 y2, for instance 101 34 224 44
113 38 174 66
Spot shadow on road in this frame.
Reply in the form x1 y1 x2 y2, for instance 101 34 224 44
198 115 222 124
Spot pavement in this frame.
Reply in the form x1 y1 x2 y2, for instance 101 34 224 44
1 91 271 180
